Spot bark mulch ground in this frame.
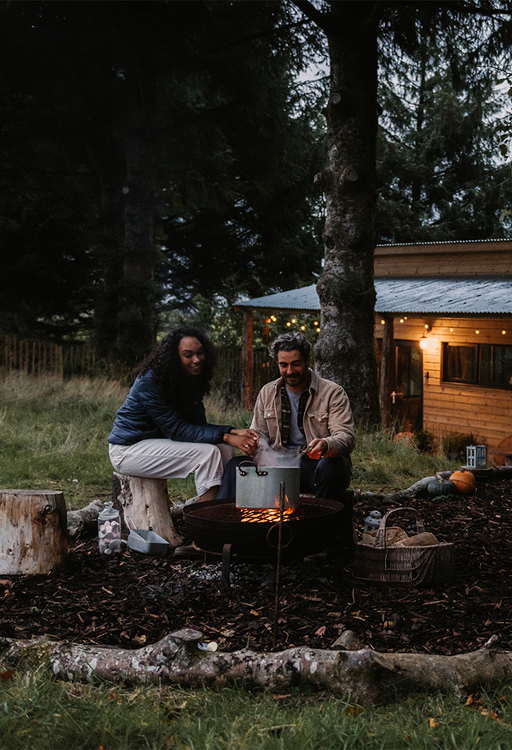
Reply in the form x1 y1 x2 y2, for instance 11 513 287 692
2 476 512 656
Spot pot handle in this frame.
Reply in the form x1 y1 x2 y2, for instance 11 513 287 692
237 461 268 477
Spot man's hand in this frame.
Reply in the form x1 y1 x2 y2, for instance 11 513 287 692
304 438 328 459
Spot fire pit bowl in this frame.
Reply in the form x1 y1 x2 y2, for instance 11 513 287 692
183 496 345 562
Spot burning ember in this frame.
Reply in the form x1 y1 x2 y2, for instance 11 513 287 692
239 508 295 523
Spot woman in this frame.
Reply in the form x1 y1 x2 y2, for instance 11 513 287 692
108 326 258 501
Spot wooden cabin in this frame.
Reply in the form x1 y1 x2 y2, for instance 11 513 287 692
236 240 512 455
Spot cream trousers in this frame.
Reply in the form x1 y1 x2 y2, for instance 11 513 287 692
109 440 234 497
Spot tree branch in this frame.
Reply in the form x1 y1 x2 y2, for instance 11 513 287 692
291 0 330 32
2 630 510 705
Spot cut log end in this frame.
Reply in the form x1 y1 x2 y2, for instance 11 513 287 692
0 490 68 574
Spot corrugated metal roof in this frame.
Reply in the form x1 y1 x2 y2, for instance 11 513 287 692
377 239 512 247
236 277 512 315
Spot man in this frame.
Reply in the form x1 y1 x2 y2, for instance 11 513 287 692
251 332 356 558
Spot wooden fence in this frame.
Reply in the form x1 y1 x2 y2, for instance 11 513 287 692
0 336 278 400
1 335 100 379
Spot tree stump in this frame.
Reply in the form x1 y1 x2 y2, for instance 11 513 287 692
112 473 183 547
0 489 68 574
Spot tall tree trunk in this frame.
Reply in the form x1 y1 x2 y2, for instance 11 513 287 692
116 105 159 368
315 2 381 428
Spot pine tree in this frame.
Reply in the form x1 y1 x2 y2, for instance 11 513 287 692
0 1 326 367
376 16 511 243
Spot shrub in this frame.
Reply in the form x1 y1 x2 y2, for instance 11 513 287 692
442 432 478 461
414 430 436 454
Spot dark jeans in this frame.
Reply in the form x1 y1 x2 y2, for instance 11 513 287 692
216 453 353 548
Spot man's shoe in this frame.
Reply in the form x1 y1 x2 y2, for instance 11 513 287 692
173 541 203 559
303 549 329 564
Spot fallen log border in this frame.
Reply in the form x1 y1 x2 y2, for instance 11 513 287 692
2 630 512 705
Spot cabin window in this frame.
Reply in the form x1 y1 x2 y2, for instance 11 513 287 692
479 344 512 387
443 343 512 388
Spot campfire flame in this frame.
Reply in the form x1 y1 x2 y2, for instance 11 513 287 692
239 507 295 523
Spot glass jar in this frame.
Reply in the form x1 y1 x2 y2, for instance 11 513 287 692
97 501 122 556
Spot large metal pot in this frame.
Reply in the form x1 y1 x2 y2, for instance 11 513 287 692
236 461 300 509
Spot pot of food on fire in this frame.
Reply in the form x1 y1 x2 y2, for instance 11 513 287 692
235 461 300 509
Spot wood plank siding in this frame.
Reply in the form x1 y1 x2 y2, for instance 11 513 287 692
375 315 512 449
375 240 512 277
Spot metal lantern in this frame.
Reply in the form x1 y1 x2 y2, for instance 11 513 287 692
466 445 487 469
363 510 382 532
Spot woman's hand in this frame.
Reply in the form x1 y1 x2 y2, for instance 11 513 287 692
224 428 259 456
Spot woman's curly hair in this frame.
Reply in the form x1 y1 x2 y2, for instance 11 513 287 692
138 326 216 407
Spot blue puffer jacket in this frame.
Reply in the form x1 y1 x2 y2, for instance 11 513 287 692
108 370 232 446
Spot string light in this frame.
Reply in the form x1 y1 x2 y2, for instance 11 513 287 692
300 325 305 330
291 318 296 324
316 327 321 333
286 322 291 327
381 320 385 325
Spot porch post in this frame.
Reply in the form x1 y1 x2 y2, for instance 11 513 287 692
241 308 254 409
379 316 394 431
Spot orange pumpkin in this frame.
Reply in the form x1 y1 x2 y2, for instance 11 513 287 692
449 470 476 495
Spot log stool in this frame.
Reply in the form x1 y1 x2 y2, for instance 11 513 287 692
0 489 68 574
112 473 183 547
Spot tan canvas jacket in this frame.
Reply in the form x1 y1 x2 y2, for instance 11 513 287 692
250 369 356 458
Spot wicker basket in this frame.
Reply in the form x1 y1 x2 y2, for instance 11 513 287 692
352 507 455 585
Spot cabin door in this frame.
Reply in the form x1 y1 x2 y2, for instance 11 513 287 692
393 342 423 433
